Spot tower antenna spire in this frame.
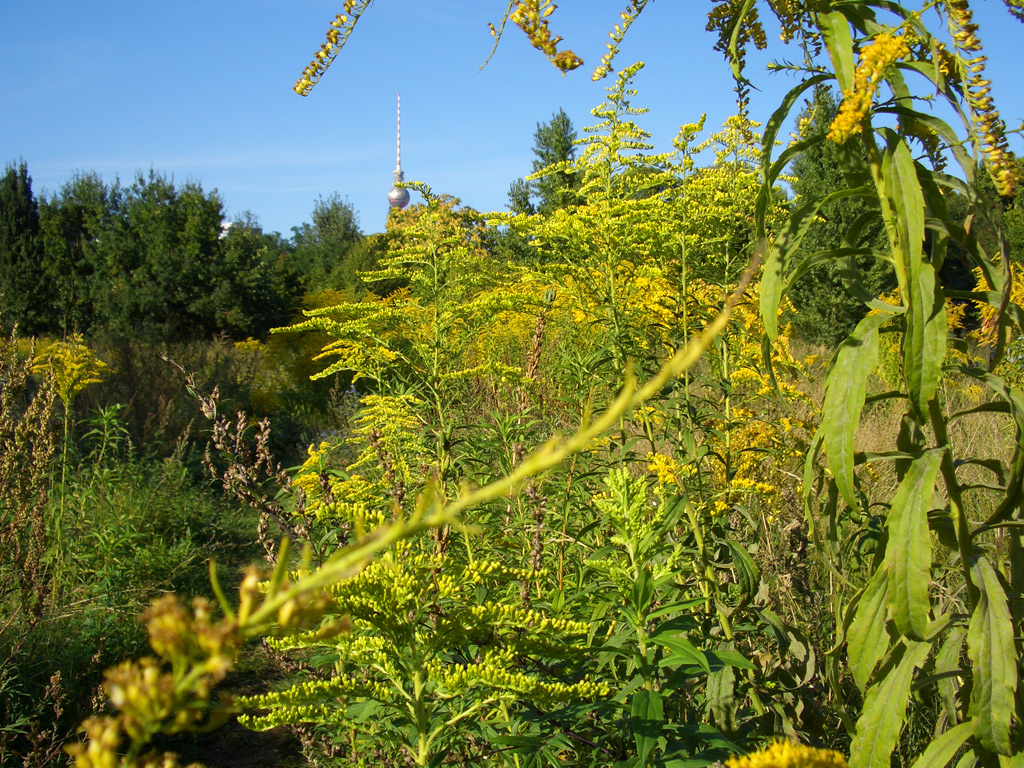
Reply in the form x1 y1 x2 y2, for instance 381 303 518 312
388 92 411 210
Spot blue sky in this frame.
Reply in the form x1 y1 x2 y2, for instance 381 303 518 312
2 2 1021 237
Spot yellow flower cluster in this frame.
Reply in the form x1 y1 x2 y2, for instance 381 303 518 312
238 673 390 715
435 660 609 700
646 452 694 487
294 2 369 96
973 263 1024 347
829 33 910 143
592 2 649 81
727 740 848 768
768 0 807 43
31 334 109 407
292 440 332 497
945 0 1020 195
464 602 590 634
730 476 779 497
240 702 351 731
508 0 583 73
67 594 243 767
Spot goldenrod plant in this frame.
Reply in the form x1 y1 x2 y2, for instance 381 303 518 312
299 1 1023 764
748 4 1024 768
30 335 110 578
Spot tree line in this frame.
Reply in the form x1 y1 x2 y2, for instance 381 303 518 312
0 166 371 343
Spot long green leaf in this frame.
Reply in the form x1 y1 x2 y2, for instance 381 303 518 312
850 642 931 768
707 662 737 733
847 568 891 691
908 721 975 768
631 689 664 767
882 131 940 413
967 557 1018 755
649 633 711 675
884 449 942 640
904 261 946 415
934 626 967 724
824 312 891 509
819 10 856 92
761 186 873 340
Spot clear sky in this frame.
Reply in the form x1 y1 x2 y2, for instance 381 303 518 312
2 2 1021 237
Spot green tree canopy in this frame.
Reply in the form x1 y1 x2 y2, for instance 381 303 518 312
507 107 582 216
38 172 126 336
290 193 364 291
28 167 305 343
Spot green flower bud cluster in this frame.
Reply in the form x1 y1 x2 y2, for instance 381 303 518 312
463 602 590 635
238 674 391 730
238 702 351 730
593 467 658 543
430 657 608 701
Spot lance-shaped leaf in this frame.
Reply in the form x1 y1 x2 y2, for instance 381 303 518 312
908 721 974 768
707 662 737 733
967 556 1017 755
649 631 710 675
904 261 946 416
850 642 931 768
884 449 942 641
631 689 664 767
881 131 941 413
824 312 891 509
847 568 891 691
934 626 967 725
820 10 855 92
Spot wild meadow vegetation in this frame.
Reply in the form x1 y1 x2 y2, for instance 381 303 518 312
3 1 1024 767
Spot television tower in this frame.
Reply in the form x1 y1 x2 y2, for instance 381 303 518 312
387 93 411 210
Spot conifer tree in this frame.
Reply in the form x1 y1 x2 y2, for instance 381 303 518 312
39 172 124 337
785 87 892 346
0 162 50 333
507 108 581 215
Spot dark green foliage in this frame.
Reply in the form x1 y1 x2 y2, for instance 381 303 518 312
1005 171 1024 261
108 171 225 341
507 176 534 216
24 167 306 343
289 193 364 291
0 163 49 334
508 108 582 215
38 172 121 336
785 88 893 346
215 213 302 338
328 230 400 297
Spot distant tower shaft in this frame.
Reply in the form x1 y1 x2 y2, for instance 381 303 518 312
388 92 411 210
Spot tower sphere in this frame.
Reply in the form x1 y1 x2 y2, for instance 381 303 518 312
388 92 411 210
388 174 410 209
